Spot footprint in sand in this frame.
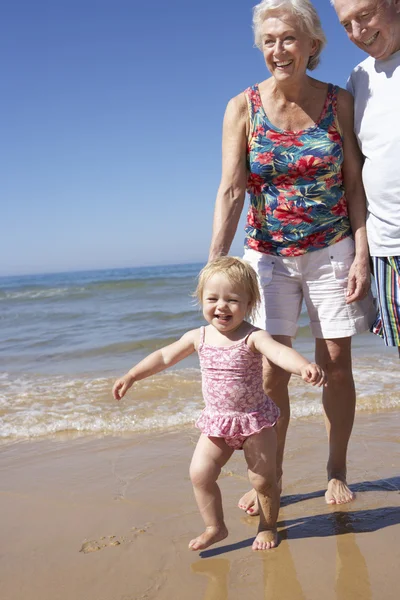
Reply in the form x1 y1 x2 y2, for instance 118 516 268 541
79 524 151 554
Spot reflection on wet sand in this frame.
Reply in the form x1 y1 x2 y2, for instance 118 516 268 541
261 533 306 600
191 558 230 600
191 506 389 599
189 470 399 599
334 513 372 600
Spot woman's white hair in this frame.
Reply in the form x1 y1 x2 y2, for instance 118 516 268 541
253 0 327 70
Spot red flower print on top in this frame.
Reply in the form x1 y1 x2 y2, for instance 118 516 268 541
252 124 266 139
280 246 302 257
299 230 329 249
247 206 265 229
272 173 296 189
270 230 284 242
327 125 342 144
244 83 351 256
325 176 337 189
247 88 262 113
254 239 274 254
267 130 304 148
247 173 264 195
326 155 337 165
288 156 325 180
273 202 313 226
331 195 348 217
256 151 274 165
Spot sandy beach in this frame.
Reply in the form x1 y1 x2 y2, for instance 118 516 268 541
1 410 399 600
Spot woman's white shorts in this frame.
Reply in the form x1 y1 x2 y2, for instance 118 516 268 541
243 237 377 339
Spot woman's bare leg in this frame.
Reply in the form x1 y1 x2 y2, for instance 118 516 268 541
189 434 234 550
315 337 356 504
238 335 292 515
243 427 280 550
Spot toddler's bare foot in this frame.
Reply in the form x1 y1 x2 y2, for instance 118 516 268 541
325 478 355 505
252 528 278 551
188 525 228 551
238 478 282 516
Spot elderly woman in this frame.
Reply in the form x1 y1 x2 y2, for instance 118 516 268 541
208 0 376 511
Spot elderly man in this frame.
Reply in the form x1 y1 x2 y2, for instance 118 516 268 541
332 0 400 354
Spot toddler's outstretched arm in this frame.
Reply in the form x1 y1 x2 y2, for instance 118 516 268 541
251 330 327 387
112 329 198 400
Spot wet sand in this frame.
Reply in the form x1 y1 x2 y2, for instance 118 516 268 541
1 411 399 600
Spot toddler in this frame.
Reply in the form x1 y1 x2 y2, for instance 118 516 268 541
113 257 326 551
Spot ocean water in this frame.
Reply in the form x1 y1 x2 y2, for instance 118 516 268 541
0 264 398 443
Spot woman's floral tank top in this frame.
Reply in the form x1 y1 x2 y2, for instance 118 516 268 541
244 83 352 257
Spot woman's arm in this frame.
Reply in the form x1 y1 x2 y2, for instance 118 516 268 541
112 329 198 400
208 93 248 261
337 88 371 303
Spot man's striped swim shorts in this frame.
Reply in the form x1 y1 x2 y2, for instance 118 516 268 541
371 256 400 347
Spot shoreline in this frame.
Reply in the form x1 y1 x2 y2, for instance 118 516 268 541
1 411 399 600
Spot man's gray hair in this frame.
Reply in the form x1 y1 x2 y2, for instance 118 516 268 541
253 0 327 70
329 0 393 6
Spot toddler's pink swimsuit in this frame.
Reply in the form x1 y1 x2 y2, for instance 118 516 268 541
196 327 280 449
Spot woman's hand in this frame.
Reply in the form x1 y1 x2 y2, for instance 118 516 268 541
346 255 371 303
112 374 135 400
300 363 327 387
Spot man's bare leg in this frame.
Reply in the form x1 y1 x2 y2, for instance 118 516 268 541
316 337 356 505
238 335 292 516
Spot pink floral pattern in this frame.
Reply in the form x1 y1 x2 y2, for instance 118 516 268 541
196 328 280 450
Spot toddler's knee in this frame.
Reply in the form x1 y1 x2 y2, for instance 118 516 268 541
189 462 219 488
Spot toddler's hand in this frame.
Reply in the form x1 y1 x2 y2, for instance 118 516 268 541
112 374 134 400
300 363 327 387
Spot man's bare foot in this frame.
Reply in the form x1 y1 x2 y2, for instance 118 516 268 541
252 528 278 551
238 478 282 516
188 525 228 551
325 478 355 505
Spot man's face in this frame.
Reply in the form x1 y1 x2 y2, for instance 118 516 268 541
334 0 400 60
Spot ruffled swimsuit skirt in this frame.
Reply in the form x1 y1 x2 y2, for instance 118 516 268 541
196 327 280 449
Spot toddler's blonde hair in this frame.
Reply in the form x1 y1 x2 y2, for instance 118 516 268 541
194 256 261 321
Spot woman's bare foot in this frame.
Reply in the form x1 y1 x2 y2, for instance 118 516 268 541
238 488 259 515
238 478 282 516
252 528 278 551
325 478 355 505
188 525 228 551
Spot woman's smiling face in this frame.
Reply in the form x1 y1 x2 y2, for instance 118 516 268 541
260 13 317 82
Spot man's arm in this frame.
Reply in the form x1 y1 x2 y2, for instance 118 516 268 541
337 87 370 303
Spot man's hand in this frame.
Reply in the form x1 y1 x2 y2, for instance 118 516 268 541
346 256 371 303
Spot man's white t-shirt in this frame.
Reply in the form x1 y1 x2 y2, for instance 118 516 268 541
347 49 400 257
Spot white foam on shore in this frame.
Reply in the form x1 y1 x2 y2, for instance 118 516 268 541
0 358 398 442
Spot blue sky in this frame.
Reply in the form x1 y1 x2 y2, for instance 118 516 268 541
1 0 366 275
